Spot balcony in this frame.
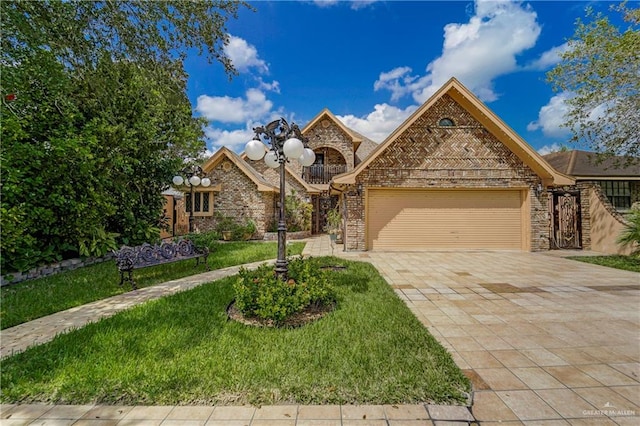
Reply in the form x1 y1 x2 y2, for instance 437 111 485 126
302 164 347 184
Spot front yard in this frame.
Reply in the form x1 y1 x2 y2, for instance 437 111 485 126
1 241 305 329
0 257 470 406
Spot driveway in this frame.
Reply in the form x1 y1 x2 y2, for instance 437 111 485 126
338 250 640 424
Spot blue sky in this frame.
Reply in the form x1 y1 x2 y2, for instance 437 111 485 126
184 0 614 156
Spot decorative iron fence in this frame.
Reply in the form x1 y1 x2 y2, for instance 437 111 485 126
302 164 347 184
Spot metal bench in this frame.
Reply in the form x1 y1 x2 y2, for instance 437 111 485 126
114 239 209 290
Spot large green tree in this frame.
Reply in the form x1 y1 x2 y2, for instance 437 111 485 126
1 1 249 272
547 2 639 164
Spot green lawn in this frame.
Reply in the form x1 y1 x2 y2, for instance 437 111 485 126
1 241 305 329
567 255 640 273
0 257 470 406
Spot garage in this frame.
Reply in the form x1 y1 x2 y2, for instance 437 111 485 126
366 189 527 250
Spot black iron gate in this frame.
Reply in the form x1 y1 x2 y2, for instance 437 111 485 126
551 190 582 249
312 194 338 234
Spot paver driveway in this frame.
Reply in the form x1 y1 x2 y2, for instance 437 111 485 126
338 250 640 424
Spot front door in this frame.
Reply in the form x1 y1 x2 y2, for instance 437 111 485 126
552 191 582 249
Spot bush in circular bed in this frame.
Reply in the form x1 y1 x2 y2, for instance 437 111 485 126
233 257 336 325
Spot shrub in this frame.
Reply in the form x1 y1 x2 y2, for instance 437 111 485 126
233 257 336 325
618 206 640 256
214 213 256 241
285 190 312 232
184 230 220 250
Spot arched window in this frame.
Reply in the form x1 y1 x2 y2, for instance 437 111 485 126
438 118 455 127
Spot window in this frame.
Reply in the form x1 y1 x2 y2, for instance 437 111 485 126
438 118 455 127
185 192 214 216
598 181 631 210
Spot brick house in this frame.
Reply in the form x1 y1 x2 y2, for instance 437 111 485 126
176 110 378 238
174 78 635 254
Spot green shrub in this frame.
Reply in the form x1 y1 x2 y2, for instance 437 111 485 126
214 213 257 241
285 190 312 232
618 206 640 256
233 257 336 325
184 230 220 249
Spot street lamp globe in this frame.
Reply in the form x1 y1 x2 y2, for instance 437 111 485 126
299 148 316 167
201 177 212 187
283 137 304 159
189 175 201 186
245 139 266 161
264 151 280 168
172 175 184 186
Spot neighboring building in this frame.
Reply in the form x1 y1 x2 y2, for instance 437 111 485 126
171 77 636 255
543 150 640 254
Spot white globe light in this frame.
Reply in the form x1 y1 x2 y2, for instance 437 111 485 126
189 175 201 186
264 151 280 168
299 148 316 167
283 137 304 159
201 177 211 187
172 175 184 186
245 139 266 161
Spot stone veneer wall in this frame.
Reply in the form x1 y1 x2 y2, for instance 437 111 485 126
344 94 549 251
193 159 274 239
576 183 593 250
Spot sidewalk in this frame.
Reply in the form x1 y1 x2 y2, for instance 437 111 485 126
0 236 476 425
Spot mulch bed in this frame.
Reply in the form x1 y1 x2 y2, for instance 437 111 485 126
227 300 335 328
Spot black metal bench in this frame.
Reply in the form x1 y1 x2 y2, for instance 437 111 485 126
114 239 209 290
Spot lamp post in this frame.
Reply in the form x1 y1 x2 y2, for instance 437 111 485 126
172 165 211 233
245 118 315 278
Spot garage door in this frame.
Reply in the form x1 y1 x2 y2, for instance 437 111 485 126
367 189 525 250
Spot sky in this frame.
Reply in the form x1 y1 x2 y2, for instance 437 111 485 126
183 0 619 157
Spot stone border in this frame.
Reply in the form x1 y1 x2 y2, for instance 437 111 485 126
262 230 311 241
1 254 114 287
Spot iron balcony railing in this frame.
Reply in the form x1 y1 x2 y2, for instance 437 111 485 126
302 164 348 184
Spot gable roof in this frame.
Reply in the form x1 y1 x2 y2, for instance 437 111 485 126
237 152 322 194
303 108 365 152
543 150 640 179
202 146 278 192
334 77 574 187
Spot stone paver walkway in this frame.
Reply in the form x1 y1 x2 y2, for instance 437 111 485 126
3 236 639 425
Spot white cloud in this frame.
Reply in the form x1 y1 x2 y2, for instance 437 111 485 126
258 78 280 93
337 103 418 143
374 0 542 103
224 35 268 74
373 66 416 101
196 88 273 124
527 92 572 138
204 124 256 152
537 143 563 155
526 42 569 70
313 0 378 9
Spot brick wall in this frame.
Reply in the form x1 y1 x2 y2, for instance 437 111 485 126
193 159 274 238
344 94 548 251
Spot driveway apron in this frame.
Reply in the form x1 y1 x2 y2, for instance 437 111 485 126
338 249 640 424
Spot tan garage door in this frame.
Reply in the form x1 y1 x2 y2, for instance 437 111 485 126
367 189 525 250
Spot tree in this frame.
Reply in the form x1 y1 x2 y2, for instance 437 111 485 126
1 0 248 74
1 1 249 271
547 2 639 165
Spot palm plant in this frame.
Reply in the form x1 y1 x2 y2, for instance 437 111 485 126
617 206 640 256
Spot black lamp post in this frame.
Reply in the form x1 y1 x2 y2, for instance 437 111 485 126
172 165 211 233
245 118 316 278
